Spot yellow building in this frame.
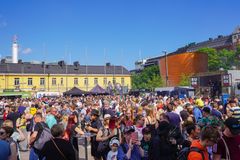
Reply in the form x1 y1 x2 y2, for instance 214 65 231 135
0 61 131 93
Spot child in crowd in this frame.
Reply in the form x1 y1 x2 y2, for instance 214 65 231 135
107 138 120 160
141 127 151 160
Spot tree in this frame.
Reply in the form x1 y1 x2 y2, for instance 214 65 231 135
197 47 240 71
131 65 163 90
179 74 190 86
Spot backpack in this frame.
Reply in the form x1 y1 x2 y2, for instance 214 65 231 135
33 123 52 150
8 137 20 160
177 147 204 160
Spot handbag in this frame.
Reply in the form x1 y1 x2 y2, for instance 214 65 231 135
97 128 110 153
51 138 68 160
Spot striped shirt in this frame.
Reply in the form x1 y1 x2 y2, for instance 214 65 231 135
230 106 240 121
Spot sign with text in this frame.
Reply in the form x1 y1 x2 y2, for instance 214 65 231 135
191 77 199 88
222 74 231 87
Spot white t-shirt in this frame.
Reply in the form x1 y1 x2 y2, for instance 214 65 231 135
134 126 143 141
107 150 118 160
175 105 183 115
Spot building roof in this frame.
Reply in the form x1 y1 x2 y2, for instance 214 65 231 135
0 63 130 75
186 35 232 52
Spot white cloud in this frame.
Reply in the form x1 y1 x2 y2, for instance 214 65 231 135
22 48 32 54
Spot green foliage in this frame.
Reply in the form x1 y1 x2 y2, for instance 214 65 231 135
198 47 240 71
179 74 190 86
131 65 163 90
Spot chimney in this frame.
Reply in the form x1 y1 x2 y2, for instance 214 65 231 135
58 60 65 67
1 59 6 64
41 61 45 67
18 59 22 64
73 61 79 66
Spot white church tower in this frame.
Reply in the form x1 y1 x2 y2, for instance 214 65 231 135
12 35 18 63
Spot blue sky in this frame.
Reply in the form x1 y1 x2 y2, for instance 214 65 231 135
0 0 239 69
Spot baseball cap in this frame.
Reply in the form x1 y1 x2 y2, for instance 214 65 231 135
123 126 135 134
104 114 111 120
225 117 240 135
109 138 120 147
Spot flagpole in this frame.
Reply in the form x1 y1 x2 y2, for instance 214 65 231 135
104 48 107 88
85 48 88 91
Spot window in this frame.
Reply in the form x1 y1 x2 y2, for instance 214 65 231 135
84 78 88 86
74 78 78 85
113 78 116 84
40 78 45 86
94 78 98 85
28 78 33 86
61 78 64 85
104 78 107 85
14 78 20 86
121 78 124 86
52 78 56 85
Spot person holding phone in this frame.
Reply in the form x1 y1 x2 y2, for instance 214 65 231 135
117 126 144 160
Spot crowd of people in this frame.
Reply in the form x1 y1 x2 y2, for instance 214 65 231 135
0 94 240 160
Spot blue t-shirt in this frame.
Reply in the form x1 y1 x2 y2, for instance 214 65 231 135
46 114 57 129
0 140 11 160
193 107 202 123
117 143 142 160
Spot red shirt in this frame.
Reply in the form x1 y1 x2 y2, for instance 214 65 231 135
125 120 133 127
3 112 8 121
213 133 240 160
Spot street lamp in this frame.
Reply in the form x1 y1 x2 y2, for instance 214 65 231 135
163 51 168 86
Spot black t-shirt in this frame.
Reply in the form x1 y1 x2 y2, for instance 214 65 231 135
41 138 75 160
70 124 78 138
7 112 20 130
149 136 177 160
68 124 79 151
90 118 102 157
90 118 102 134
34 122 49 132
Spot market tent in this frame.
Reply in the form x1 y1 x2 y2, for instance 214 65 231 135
90 84 108 95
63 87 88 96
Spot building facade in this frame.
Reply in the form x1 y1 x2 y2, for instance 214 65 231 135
159 52 208 86
0 62 131 93
132 26 240 87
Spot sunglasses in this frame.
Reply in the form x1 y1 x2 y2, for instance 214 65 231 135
0 131 6 135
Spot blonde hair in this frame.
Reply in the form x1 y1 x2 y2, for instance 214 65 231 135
62 115 68 122
2 120 13 128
